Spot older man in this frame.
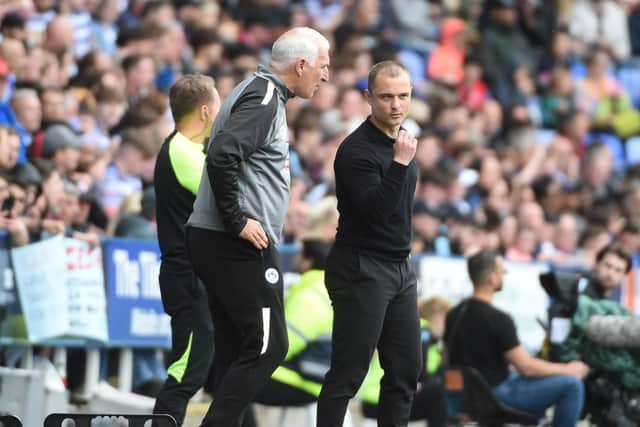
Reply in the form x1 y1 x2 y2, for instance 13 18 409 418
186 27 330 427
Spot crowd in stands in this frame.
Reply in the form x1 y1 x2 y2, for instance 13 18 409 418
0 0 638 273
0 0 639 420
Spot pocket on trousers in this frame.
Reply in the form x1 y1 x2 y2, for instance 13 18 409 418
325 245 360 290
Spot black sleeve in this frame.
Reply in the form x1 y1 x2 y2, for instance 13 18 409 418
335 142 409 220
206 80 278 235
494 312 520 354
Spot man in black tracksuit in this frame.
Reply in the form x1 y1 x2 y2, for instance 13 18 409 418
153 75 220 425
186 27 330 427
317 61 422 427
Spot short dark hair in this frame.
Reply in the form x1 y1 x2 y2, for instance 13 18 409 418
467 251 500 287
169 74 216 123
367 61 410 93
596 244 632 273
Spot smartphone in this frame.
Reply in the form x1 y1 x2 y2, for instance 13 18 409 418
2 196 15 214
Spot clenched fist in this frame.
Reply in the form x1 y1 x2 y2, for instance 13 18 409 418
393 129 417 166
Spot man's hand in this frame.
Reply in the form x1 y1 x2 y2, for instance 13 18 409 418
239 218 269 249
393 129 417 166
565 360 590 379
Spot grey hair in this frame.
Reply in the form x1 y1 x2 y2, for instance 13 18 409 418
270 27 330 70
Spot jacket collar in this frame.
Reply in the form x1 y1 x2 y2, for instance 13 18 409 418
255 64 295 101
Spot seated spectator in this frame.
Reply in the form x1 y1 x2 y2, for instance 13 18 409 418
94 127 156 218
457 55 488 112
505 225 537 262
427 17 467 87
57 181 101 247
0 125 19 173
38 123 84 177
539 66 576 130
189 28 224 75
569 0 630 61
0 170 29 246
537 28 585 87
538 213 582 266
445 251 589 427
478 0 536 105
574 48 638 136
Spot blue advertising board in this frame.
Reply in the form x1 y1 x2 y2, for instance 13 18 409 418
102 238 170 348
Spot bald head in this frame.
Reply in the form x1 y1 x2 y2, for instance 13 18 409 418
44 16 74 55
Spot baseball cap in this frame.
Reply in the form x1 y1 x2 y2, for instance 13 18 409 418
42 124 85 158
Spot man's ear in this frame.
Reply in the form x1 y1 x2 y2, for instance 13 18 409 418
364 89 372 105
295 58 305 76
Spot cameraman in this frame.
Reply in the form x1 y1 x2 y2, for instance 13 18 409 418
580 244 632 300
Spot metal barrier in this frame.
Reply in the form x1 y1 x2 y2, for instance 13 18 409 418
0 415 22 427
43 414 176 427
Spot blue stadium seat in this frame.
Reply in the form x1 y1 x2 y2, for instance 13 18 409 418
618 64 640 109
626 136 640 167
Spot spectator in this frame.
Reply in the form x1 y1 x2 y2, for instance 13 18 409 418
94 127 156 217
457 55 489 112
39 124 83 177
505 225 537 261
569 0 630 61
42 15 75 59
537 28 584 87
445 251 589 427
90 0 119 55
122 54 156 102
189 29 224 75
11 88 43 136
428 17 467 87
40 86 68 125
539 213 582 266
479 0 536 104
1 13 27 44
26 0 56 45
0 126 19 173
539 66 576 130
574 48 635 134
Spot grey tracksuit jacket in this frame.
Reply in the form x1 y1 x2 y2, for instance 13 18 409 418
187 65 293 243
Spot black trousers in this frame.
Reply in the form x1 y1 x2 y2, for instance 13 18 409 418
153 261 214 426
187 227 288 427
361 376 448 427
317 245 422 427
255 378 317 406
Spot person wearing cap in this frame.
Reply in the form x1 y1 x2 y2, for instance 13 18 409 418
186 27 330 427
317 61 421 427
152 74 221 425
38 123 84 176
